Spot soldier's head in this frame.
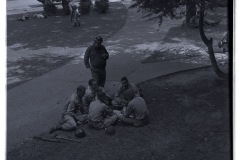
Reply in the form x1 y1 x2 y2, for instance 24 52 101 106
96 91 105 103
88 79 97 90
77 85 86 98
124 89 135 101
121 76 129 89
93 36 103 48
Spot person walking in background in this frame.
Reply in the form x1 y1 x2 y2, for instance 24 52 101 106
68 0 81 27
218 31 229 52
84 36 109 87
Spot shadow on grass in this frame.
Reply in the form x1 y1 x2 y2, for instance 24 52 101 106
7 2 127 50
7 54 76 90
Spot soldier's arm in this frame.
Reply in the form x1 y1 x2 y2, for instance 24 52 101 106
114 85 122 98
62 99 70 116
84 47 91 68
102 46 109 59
103 104 114 116
123 103 133 118
68 100 77 116
132 84 140 96
82 94 94 113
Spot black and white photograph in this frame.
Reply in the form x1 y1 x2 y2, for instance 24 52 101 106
3 0 234 159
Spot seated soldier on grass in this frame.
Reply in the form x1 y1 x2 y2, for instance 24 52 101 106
83 79 112 113
111 76 139 110
49 85 87 133
115 89 149 127
88 91 118 130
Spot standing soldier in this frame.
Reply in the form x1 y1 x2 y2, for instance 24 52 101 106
84 36 109 87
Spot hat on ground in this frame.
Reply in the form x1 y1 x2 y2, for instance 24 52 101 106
105 126 116 135
75 128 86 138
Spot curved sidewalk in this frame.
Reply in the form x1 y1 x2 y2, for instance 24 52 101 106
7 1 208 151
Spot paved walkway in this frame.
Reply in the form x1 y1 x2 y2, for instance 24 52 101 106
7 1 207 151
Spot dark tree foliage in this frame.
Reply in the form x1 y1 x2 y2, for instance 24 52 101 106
95 0 110 14
186 0 196 23
79 0 92 14
130 0 184 25
62 0 70 15
198 0 228 79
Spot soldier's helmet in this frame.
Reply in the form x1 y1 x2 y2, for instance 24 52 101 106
105 126 116 135
75 128 86 138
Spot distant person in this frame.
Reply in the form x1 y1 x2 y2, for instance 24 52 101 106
49 85 87 133
111 76 140 110
88 91 118 130
218 31 229 52
68 0 81 27
115 89 149 127
84 36 109 87
189 11 220 28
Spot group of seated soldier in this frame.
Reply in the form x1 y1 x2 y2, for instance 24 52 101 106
49 77 149 133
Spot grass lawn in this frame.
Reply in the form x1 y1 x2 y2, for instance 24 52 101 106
7 67 231 160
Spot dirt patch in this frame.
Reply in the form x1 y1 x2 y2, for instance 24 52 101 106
7 67 231 160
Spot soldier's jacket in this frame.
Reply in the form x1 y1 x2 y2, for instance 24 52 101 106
88 100 114 123
82 86 105 113
115 82 139 99
62 92 83 118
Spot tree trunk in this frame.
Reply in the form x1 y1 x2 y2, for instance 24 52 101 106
186 0 196 24
198 0 228 79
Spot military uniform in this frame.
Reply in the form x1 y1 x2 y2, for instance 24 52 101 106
88 100 117 129
61 92 87 130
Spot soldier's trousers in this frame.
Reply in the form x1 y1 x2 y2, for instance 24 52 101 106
91 68 106 87
61 114 88 130
88 115 118 130
117 114 149 127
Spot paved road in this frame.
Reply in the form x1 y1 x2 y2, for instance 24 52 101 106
7 1 206 151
